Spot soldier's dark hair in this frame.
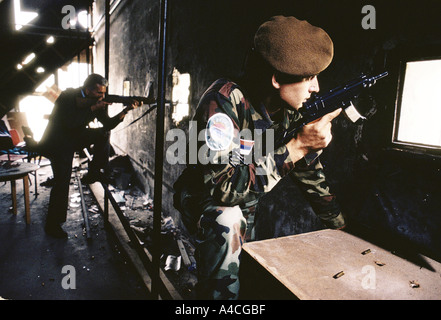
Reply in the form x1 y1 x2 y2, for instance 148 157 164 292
83 73 108 89
273 71 316 85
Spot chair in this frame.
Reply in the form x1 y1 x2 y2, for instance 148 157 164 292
0 120 16 161
9 129 20 146
21 126 43 196
21 126 42 164
0 121 40 200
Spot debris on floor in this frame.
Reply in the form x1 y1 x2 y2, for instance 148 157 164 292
0 158 150 300
98 155 198 299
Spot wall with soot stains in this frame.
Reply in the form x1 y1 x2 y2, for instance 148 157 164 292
95 0 441 261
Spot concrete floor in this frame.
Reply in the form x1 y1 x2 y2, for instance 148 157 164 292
0 160 150 300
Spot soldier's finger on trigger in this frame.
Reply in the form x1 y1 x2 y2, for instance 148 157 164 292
314 108 341 130
325 108 342 121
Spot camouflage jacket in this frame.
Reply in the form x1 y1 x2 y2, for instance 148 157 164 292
188 78 336 211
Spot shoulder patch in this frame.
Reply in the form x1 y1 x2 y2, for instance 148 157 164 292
205 113 234 151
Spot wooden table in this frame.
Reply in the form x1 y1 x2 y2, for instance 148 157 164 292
241 229 441 300
0 162 39 224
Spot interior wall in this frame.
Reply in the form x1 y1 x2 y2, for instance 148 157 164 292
94 0 441 260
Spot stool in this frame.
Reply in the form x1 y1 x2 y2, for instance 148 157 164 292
0 162 39 224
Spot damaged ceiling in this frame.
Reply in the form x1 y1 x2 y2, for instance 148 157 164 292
0 0 94 117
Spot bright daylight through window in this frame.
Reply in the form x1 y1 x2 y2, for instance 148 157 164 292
394 58 441 151
19 63 90 141
14 0 38 30
172 68 190 124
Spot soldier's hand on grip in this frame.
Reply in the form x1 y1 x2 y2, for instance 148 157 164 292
91 100 111 112
286 108 341 161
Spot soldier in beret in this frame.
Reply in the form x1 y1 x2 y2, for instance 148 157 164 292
174 16 345 299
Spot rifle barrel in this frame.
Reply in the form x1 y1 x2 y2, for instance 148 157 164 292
105 94 156 105
373 71 388 81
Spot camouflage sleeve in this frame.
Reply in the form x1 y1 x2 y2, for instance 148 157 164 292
194 83 296 207
290 157 346 229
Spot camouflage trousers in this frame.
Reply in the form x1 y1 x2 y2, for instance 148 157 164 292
195 205 254 300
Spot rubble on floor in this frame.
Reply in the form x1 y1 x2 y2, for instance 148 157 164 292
0 160 150 300
102 156 198 299
38 155 198 298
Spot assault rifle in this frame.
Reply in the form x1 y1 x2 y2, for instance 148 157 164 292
279 71 388 146
75 89 156 109
104 94 156 106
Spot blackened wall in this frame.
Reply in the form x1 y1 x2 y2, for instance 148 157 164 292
94 0 441 260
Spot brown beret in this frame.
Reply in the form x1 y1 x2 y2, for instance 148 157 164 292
254 16 334 77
